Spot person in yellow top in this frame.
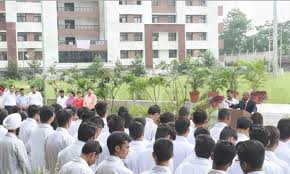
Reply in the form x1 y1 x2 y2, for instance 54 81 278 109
83 88 97 110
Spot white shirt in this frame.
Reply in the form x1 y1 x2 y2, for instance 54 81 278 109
0 93 5 108
265 150 290 174
68 119 82 136
208 169 226 174
45 127 74 173
101 117 109 133
55 140 86 173
0 125 7 138
275 140 290 165
3 92 16 106
173 135 194 171
0 133 32 174
236 133 249 143
28 123 54 170
57 96 68 108
126 140 147 174
59 158 94 174
142 165 172 174
97 131 110 145
144 118 157 141
210 122 228 142
221 98 239 109
187 127 196 146
175 157 212 174
28 91 43 106
248 172 265 174
95 155 133 174
19 118 38 147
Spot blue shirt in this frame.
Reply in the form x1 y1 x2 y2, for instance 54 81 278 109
16 95 29 105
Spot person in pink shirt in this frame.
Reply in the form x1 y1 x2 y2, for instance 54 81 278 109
83 88 97 110
66 91 76 107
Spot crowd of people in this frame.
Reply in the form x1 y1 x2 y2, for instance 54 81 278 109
0 85 289 174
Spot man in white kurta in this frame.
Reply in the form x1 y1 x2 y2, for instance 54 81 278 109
275 118 290 165
236 117 251 143
0 108 8 138
0 113 32 174
0 86 5 109
144 105 160 141
28 86 43 106
210 109 231 142
57 90 68 108
221 90 239 109
3 86 17 114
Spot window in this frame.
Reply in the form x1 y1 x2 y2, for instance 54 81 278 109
34 51 43 60
34 33 42 41
152 33 159 41
119 0 127 5
65 37 76 45
133 15 142 23
152 0 159 6
167 0 175 6
186 32 193 40
199 32 207 40
64 3 74 11
119 15 128 23
0 13 5 22
136 0 142 5
186 15 192 23
65 20 75 29
187 49 194 57
169 50 177 58
199 15 206 23
168 33 176 41
152 16 159 23
153 50 159 58
17 32 27 41
18 51 28 60
33 14 41 22
0 32 6 41
135 50 143 57
168 15 176 23
0 52 7 60
120 50 128 59
120 33 128 41
17 14 27 22
186 0 192 6
200 0 207 6
134 33 142 41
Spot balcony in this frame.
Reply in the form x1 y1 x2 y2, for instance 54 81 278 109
58 40 107 51
0 1 5 11
58 7 99 19
58 25 100 37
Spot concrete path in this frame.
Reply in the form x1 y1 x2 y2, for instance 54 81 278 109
257 104 290 126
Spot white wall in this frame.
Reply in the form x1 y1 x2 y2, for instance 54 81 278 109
16 2 41 13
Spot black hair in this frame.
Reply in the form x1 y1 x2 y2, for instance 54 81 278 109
155 123 172 140
77 107 90 119
40 106 55 123
59 90 65 93
218 109 230 121
194 127 210 138
219 126 238 141
192 109 208 125
160 112 175 124
88 116 105 128
153 138 173 162
195 134 215 159
11 105 21 114
250 112 263 125
56 109 73 127
118 106 132 128
174 118 190 135
51 103 63 112
19 111 28 121
277 118 290 140
0 108 8 125
95 102 108 118
237 140 265 170
129 121 145 140
249 126 270 146
166 122 176 140
82 141 102 155
82 111 96 121
212 140 236 166
27 105 40 118
237 117 252 130
178 107 190 118
265 126 280 148
148 105 161 115
78 123 96 142
107 131 132 155
20 88 24 91
133 117 146 126
69 91 75 96
108 116 125 133
226 89 234 93
66 105 77 115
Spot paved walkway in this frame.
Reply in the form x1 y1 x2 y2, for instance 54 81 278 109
257 104 290 126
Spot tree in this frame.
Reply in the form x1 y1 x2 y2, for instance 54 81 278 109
130 56 146 77
221 8 251 54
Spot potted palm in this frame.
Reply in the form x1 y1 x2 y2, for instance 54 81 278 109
207 67 228 98
224 66 241 98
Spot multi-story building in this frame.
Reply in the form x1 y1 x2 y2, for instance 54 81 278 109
0 0 223 70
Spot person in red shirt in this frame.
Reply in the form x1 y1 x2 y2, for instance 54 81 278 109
74 91 84 109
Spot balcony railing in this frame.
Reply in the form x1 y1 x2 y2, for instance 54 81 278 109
58 7 98 12
58 25 99 30
59 40 106 45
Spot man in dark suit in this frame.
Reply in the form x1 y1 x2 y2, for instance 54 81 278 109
230 92 257 113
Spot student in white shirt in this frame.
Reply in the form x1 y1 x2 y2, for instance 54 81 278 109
208 141 236 174
236 117 252 143
95 131 133 174
275 118 290 165
68 106 90 136
28 105 55 171
0 86 5 109
210 109 231 142
250 112 264 126
142 138 173 174
188 109 209 145
28 86 43 107
59 141 103 174
219 127 237 144
236 140 266 174
172 118 194 171
4 85 17 114
95 102 109 133
57 90 68 108
0 108 8 138
175 134 215 174
144 105 160 141
221 90 239 109
45 109 74 174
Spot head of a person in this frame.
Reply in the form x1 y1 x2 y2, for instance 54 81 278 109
0 108 8 125
148 105 161 119
19 88 25 96
107 131 132 159
3 113 22 132
237 140 265 173
81 141 102 166
30 86 37 93
212 140 236 170
9 85 15 93
19 111 28 121
226 89 234 99
11 105 21 114
56 109 74 128
78 122 97 142
95 102 108 118
118 106 132 128
242 92 251 101
39 106 55 124
219 126 238 144
178 107 190 119
77 91 82 98
250 112 263 125
69 91 75 97
59 90 65 97
155 123 173 141
277 118 290 141
82 111 96 121
192 109 208 127
87 88 93 95
108 115 125 133
249 126 270 147
174 117 190 137
0 86 4 95
133 117 146 126
194 127 210 138
129 121 145 141
160 112 175 124
66 105 77 117
166 122 176 140
51 103 63 112
88 116 104 138
153 138 173 165
264 126 280 150
218 108 231 125
237 117 252 132
77 107 90 120
195 134 215 159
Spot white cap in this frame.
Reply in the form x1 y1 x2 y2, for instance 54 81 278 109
3 113 22 130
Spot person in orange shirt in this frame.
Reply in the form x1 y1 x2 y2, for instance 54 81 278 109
83 88 97 110
74 91 84 109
